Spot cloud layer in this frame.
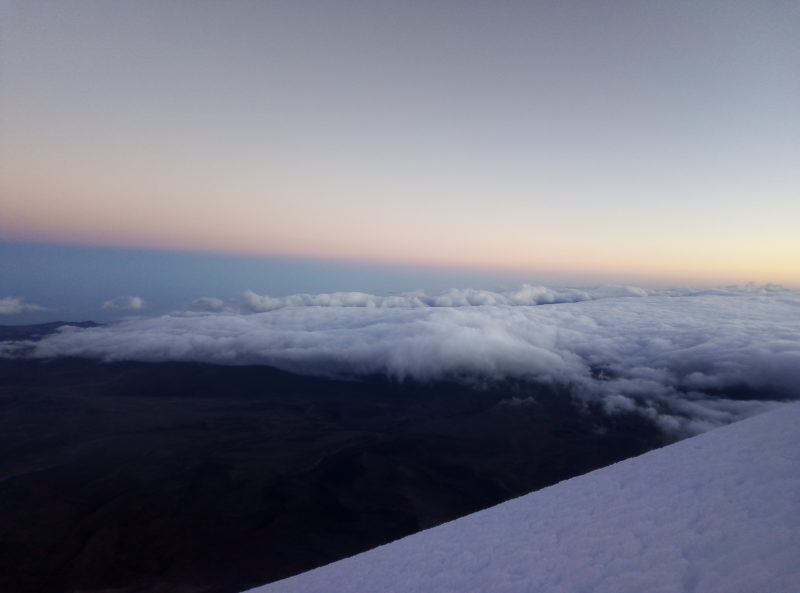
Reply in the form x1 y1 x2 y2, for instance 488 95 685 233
242 284 652 312
0 296 49 315
187 297 226 312
241 283 788 312
101 295 146 311
4 284 799 435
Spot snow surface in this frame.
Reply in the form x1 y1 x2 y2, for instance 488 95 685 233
244 403 800 593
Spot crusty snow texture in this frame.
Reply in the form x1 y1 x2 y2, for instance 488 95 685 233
245 403 800 593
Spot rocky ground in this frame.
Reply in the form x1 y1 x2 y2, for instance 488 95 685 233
0 328 666 593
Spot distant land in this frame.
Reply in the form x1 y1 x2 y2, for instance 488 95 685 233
0 321 101 341
1 322 667 593
249 403 800 593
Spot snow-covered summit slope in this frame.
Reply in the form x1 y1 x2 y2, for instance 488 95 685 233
246 403 800 593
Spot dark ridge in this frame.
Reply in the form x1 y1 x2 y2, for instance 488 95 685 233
0 356 670 593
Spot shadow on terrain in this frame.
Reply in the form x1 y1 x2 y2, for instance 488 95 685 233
1 350 665 593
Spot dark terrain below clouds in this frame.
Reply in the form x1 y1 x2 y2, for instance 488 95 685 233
1 284 797 592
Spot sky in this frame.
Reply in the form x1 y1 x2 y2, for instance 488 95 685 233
1 1 799 320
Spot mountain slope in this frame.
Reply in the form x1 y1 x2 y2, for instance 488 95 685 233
246 403 800 593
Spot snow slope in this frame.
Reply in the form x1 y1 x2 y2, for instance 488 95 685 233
245 403 800 593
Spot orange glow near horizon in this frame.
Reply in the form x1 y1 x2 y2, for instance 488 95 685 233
3 192 798 289
3 131 799 290
2 2 798 291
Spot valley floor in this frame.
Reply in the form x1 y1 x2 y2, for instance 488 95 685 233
248 402 800 593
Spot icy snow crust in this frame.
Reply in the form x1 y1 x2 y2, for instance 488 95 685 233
245 403 800 593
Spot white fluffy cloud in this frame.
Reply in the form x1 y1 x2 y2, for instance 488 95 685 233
5 284 799 435
241 284 652 312
101 295 146 311
0 296 49 315
240 283 784 312
187 297 226 312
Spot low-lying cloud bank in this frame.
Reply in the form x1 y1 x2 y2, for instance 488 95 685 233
0 296 49 315
101 295 147 311
4 284 799 435
187 297 226 312
241 283 789 312
241 284 655 311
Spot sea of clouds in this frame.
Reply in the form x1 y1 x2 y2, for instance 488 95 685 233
3 284 798 435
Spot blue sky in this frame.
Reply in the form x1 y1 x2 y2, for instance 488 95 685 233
3 241 585 322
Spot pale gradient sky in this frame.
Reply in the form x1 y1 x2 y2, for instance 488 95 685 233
1 0 799 287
